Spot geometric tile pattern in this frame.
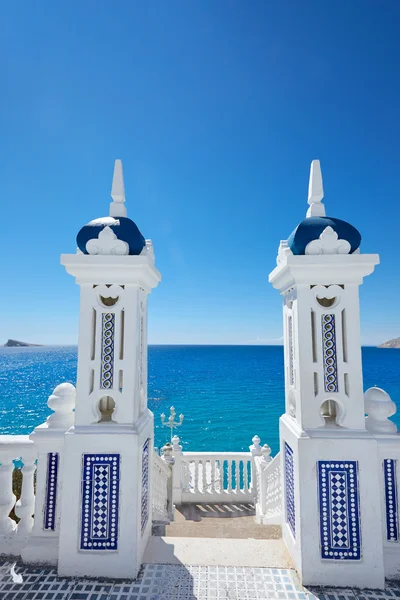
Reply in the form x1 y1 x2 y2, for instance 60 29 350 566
100 313 115 389
284 442 296 538
80 454 120 551
141 439 150 534
288 315 295 386
322 314 339 393
384 458 398 542
43 452 59 531
318 461 361 560
1 561 400 600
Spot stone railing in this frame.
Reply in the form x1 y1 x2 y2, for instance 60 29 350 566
178 450 253 503
152 448 173 523
253 451 281 525
364 386 400 579
0 436 37 556
0 383 76 562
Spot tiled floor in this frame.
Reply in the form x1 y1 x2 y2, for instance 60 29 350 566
0 561 400 600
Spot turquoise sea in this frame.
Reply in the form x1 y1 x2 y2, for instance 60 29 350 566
1 346 400 456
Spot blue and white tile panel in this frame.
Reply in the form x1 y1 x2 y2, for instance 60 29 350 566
80 454 120 551
384 459 398 542
43 452 59 531
100 313 115 389
141 439 150 533
288 315 295 386
322 314 338 393
284 442 295 538
318 461 361 560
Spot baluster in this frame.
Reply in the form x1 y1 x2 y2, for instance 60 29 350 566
227 459 232 493
15 459 36 536
235 460 240 493
210 459 216 493
194 460 199 493
202 460 207 494
0 459 17 533
244 460 250 493
182 460 189 491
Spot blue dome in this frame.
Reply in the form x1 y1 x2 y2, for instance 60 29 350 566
77 216 146 255
287 216 361 255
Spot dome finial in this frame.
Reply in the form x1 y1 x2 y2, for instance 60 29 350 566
306 160 325 218
110 159 127 218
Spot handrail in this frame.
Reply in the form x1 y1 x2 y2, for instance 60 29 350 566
153 452 172 478
254 451 281 525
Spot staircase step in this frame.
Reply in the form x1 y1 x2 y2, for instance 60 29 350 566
143 536 293 568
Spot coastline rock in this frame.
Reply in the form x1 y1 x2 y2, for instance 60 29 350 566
4 339 41 347
378 337 400 349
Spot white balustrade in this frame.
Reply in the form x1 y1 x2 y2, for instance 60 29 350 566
0 435 37 556
253 451 282 525
152 450 173 522
180 452 253 503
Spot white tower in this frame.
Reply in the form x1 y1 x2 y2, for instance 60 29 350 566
269 161 385 588
58 161 161 578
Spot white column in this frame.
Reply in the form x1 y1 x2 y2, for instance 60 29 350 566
21 383 76 565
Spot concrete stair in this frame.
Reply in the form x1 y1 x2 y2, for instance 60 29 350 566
146 503 292 569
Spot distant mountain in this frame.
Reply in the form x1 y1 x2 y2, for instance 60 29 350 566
378 337 400 349
4 339 42 347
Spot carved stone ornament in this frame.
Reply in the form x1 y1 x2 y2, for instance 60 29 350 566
305 226 351 256
86 226 129 256
277 240 293 265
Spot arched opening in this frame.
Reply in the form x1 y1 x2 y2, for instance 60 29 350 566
316 296 336 308
320 399 343 427
99 295 119 307
97 396 116 422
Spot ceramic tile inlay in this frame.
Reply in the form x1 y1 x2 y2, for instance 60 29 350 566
285 442 295 538
100 313 115 389
318 461 361 560
322 314 338 393
43 452 59 531
384 459 398 542
80 454 120 551
141 439 150 533
288 315 295 386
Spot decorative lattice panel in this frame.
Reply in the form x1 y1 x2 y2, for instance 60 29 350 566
100 313 115 389
43 452 59 531
384 459 398 542
80 454 120 551
322 314 338 393
284 442 295 538
318 461 361 560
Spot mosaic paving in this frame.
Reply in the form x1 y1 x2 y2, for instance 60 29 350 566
1 561 400 600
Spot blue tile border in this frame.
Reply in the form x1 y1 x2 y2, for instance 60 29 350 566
141 439 150 533
384 459 398 542
284 442 296 538
322 314 338 393
80 454 120 551
43 453 59 531
318 461 361 560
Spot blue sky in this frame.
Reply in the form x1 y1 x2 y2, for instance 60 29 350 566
1 1 399 345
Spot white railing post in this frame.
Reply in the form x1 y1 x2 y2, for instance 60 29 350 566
15 453 37 539
0 437 37 556
0 458 17 535
258 444 272 518
161 443 174 521
21 383 75 566
249 435 262 499
171 435 183 505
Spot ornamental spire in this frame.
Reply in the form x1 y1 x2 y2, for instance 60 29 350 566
109 159 127 218
306 159 325 218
